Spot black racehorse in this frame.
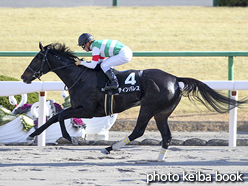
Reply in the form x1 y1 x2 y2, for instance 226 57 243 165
21 43 247 160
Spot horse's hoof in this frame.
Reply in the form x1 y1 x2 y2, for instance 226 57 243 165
101 148 110 154
26 136 35 143
71 137 79 145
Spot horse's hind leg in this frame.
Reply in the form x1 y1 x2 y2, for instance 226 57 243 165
154 112 172 161
102 107 153 154
128 109 153 141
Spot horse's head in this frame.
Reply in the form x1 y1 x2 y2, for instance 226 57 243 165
21 42 51 84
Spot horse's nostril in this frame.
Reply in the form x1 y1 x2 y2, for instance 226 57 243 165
21 75 25 80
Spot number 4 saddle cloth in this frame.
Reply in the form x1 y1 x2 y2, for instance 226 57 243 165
97 68 143 94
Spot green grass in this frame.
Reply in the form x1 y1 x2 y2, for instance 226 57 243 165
0 6 248 117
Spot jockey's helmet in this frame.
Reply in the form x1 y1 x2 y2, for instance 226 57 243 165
78 33 94 46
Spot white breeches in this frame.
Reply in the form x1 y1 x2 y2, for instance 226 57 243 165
100 46 133 73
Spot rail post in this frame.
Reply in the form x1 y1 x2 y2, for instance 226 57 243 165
37 91 46 146
228 56 234 81
229 91 238 147
213 0 218 6
228 56 234 103
113 0 119 6
227 56 237 146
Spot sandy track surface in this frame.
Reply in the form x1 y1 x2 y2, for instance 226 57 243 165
0 145 247 186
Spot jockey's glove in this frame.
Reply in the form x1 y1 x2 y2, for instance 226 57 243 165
75 59 82 66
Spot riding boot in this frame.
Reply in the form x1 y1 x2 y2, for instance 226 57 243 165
104 69 119 90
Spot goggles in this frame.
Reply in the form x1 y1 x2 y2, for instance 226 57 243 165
81 42 89 49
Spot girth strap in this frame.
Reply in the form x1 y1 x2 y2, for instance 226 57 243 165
104 91 114 116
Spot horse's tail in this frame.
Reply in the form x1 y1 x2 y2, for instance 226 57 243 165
177 77 248 113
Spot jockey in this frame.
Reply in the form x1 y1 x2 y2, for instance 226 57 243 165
75 33 133 90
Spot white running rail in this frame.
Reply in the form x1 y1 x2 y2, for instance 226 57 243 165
1 81 248 147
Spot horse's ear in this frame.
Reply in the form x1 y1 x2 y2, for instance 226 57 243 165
39 42 45 52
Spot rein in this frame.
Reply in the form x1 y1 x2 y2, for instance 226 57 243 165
28 48 87 91
64 68 87 91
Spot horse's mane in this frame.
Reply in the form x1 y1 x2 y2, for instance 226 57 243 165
45 43 78 61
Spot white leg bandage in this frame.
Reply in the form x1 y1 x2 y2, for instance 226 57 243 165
112 137 130 151
158 148 167 161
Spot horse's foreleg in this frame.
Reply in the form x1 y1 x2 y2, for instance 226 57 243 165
28 106 89 144
28 114 59 139
57 106 90 144
58 114 72 143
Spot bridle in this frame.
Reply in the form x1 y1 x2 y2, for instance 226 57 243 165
28 47 87 91
28 48 76 80
28 48 50 80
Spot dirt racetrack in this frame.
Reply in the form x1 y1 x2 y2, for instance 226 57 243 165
0 145 247 185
